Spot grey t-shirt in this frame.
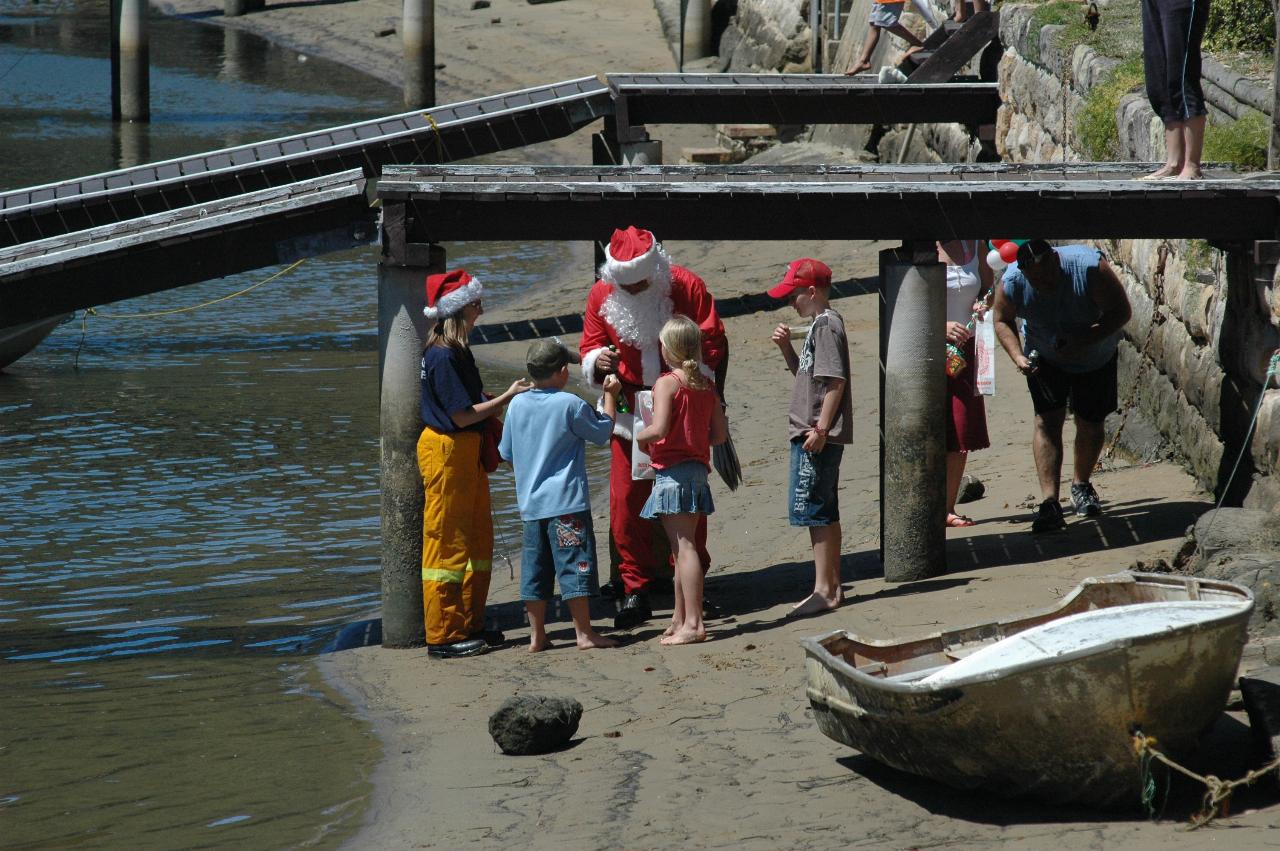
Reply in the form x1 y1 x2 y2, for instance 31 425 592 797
788 308 852 443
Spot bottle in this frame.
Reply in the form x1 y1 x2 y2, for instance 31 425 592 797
609 345 629 413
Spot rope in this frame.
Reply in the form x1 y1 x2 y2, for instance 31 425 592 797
1133 730 1280 829
422 111 445 162
1102 241 1168 463
72 258 306 369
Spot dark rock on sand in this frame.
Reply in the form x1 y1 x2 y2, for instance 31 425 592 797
488 695 582 755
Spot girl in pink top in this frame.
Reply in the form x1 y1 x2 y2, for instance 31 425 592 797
635 316 728 645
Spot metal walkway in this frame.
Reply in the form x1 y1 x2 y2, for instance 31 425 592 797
0 75 997 249
380 163 1280 243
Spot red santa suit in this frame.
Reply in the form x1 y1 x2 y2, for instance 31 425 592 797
579 227 726 597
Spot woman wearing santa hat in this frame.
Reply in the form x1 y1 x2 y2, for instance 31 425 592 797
419 269 531 658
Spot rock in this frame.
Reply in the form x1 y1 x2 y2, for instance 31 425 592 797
373 26 395 38
1238 667 1280 773
488 695 582 755
1192 508 1280 562
471 0 490 7
956 475 985 504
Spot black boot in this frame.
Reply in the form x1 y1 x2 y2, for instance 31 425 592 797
426 638 488 659
613 592 652 630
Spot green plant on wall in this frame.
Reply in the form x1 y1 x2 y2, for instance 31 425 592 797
1204 0 1274 52
1203 109 1269 169
1075 58 1145 160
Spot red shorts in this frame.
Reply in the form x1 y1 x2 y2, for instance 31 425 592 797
946 338 990 453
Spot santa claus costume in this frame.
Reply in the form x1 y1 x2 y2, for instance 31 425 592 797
579 226 726 627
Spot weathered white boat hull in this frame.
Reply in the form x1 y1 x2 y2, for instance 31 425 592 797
802 572 1253 808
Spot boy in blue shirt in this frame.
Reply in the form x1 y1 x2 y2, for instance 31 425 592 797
499 339 622 652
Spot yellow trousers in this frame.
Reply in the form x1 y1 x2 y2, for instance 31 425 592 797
418 427 493 646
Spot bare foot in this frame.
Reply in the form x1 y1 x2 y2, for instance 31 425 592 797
662 619 680 638
528 637 551 653
845 61 872 76
900 45 925 60
576 632 619 650
789 591 842 618
1174 168 1204 180
660 626 707 645
1137 164 1178 181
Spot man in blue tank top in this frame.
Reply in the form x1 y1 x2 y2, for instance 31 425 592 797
992 240 1132 532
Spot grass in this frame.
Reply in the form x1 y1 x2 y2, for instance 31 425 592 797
1203 108 1269 170
1075 57 1146 160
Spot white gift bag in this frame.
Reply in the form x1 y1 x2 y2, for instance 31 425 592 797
975 311 996 396
630 390 656 480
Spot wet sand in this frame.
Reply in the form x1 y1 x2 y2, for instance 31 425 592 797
150 0 1280 846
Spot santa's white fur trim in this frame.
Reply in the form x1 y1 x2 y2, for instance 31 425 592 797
600 240 672 287
581 346 608 391
600 282 673 353
423 277 483 321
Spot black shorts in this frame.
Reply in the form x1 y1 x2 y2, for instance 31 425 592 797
1141 0 1209 123
1026 354 1118 423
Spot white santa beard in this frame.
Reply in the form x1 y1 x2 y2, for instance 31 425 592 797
600 283 674 386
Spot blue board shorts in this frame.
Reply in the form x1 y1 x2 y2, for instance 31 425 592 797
789 440 844 527
519 510 600 602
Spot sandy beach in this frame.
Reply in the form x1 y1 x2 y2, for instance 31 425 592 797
147 0 1280 846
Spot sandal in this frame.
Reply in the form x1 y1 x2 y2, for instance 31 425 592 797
946 513 977 528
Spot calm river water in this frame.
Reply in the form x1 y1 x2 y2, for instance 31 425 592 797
0 4 584 847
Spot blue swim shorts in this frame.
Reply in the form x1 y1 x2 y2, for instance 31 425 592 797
788 439 844 527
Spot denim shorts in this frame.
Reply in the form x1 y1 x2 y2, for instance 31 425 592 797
789 439 844 526
519 510 600 602
868 2 904 28
640 460 716 519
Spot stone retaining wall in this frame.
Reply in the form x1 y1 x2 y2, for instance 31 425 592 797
996 4 1280 508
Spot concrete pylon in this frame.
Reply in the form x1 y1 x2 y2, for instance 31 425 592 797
112 0 149 122
879 243 947 583
681 0 712 61
378 224 442 647
402 0 435 109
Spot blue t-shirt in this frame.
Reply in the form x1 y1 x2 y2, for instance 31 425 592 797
1001 245 1121 373
498 388 614 521
420 345 484 433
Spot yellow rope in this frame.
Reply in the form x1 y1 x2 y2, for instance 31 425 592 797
84 259 306 320
423 111 445 162
1133 731 1280 829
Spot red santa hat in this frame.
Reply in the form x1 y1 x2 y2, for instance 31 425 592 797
599 226 668 286
424 269 484 321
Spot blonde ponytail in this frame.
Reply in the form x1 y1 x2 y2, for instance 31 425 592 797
659 315 710 390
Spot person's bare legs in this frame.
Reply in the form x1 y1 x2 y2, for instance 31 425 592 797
525 600 551 653
846 27 881 74
660 513 706 645
1071 416 1106 486
1176 115 1206 179
565 597 618 650
945 450 974 525
664 569 683 637
792 523 843 616
887 23 925 62
1032 408 1067 501
1143 121 1185 179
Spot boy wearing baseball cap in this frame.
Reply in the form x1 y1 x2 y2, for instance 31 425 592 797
767 259 853 617
498 338 622 651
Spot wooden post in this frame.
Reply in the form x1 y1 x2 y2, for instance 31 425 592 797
111 0 149 122
402 0 435 109
809 0 823 74
378 202 441 647
224 0 265 17
879 242 947 582
1271 0 1280 169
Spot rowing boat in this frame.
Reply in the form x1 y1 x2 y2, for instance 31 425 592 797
802 572 1253 807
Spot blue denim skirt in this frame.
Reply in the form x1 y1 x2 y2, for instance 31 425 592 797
640 460 715 518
